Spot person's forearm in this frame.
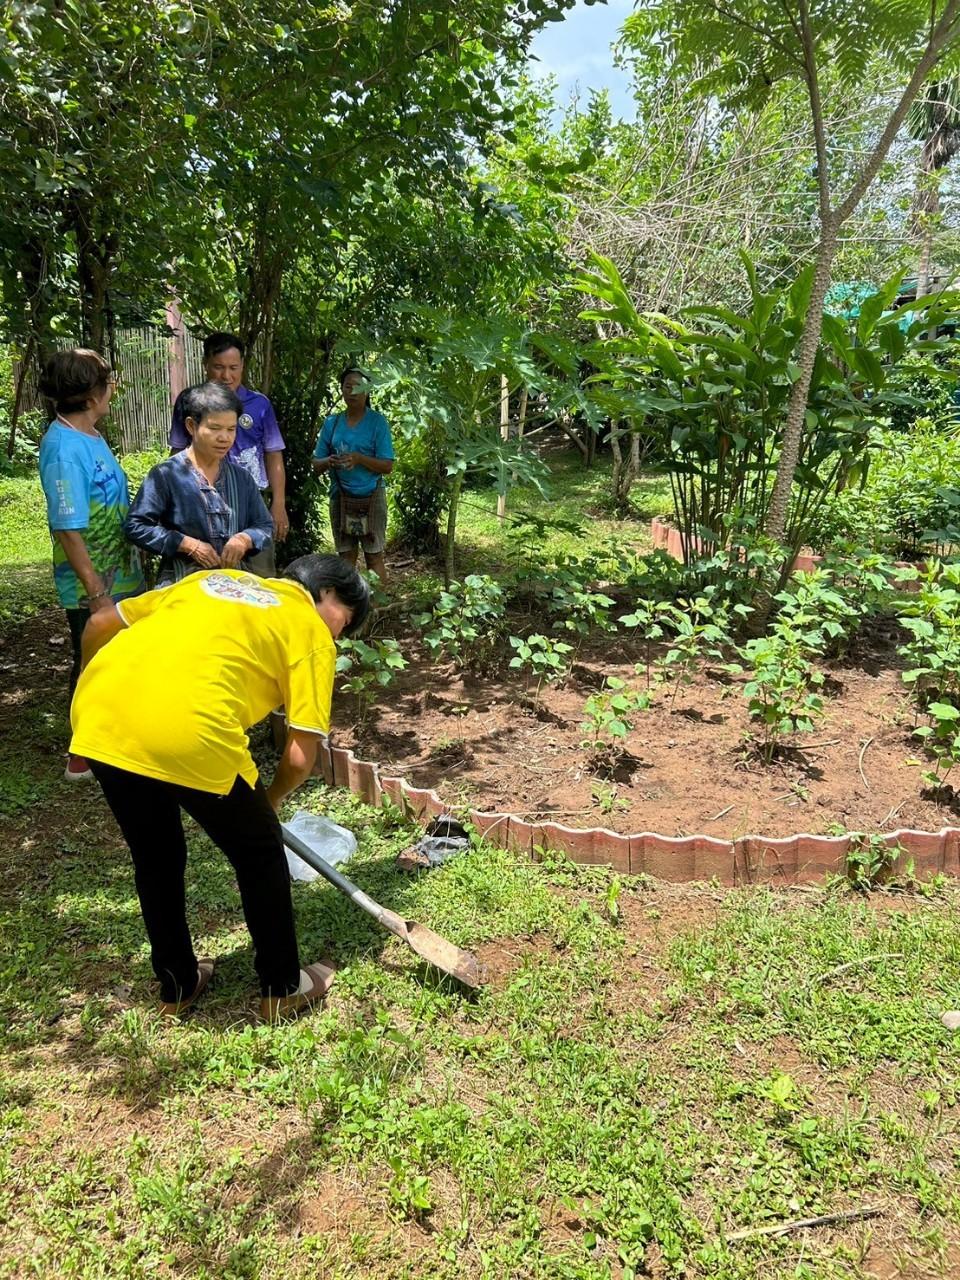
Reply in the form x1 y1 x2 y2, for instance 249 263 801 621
356 456 393 474
265 451 286 505
80 604 125 668
55 531 109 600
266 731 319 811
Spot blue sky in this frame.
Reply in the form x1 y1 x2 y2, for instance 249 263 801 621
527 0 637 121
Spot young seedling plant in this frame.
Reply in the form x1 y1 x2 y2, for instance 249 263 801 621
581 676 652 773
414 574 506 670
336 638 407 724
738 624 825 764
508 633 573 704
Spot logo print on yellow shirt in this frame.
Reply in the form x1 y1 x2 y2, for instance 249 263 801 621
200 571 281 609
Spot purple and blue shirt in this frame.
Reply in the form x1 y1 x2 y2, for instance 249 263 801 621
170 384 284 491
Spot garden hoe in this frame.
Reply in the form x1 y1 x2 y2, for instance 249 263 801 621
281 824 484 989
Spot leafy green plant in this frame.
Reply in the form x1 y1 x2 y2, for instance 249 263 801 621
653 591 735 707
579 252 954 568
898 561 960 705
738 623 825 763
508 633 573 691
414 574 505 669
335 637 407 721
533 558 617 639
591 779 629 817
807 424 960 558
845 834 902 891
913 702 960 790
581 676 653 769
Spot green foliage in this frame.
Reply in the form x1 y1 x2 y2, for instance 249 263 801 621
845 835 903 891
507 632 573 687
335 637 407 722
414 574 505 669
579 252 957 566
388 420 446 555
119 448 167 497
810 423 960 558
652 591 736 706
580 676 653 767
899 564 960 788
882 351 960 434
898 560 960 703
624 1 952 113
738 625 826 763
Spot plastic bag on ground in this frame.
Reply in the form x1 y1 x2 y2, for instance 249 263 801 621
283 810 357 881
397 816 471 871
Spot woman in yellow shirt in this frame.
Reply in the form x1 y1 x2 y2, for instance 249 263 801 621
71 554 369 1022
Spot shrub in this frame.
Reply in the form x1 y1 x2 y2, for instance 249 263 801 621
806 424 960 558
389 420 446 554
414 574 505 669
336 637 407 721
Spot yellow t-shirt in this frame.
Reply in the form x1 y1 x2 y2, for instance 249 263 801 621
70 570 335 794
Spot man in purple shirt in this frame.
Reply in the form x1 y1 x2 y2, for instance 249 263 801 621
170 332 287 574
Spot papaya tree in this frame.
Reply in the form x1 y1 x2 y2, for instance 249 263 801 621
354 308 600 583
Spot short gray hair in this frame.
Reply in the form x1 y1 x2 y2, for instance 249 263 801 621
182 381 242 423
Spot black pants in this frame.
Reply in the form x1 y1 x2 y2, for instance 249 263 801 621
90 762 300 1002
66 607 89 695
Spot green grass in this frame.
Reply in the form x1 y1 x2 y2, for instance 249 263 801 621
451 449 673 574
2 755 960 1277
0 473 55 623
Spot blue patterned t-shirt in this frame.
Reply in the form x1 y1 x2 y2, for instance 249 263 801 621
38 422 144 608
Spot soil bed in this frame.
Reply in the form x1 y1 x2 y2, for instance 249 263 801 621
340 614 956 840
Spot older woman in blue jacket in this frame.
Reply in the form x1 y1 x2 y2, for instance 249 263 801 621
126 382 274 585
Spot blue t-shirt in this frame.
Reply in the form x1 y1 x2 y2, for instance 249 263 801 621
313 410 394 497
169 385 284 490
38 422 144 609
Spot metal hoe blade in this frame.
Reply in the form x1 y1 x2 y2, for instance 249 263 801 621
281 823 485 989
403 920 484 989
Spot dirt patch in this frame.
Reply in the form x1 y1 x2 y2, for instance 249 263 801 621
342 616 952 841
473 932 564 985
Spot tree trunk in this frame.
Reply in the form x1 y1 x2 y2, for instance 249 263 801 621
7 335 35 459
763 227 838 544
73 205 115 354
497 373 509 522
444 471 463 587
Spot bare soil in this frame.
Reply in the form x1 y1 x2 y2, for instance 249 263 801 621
340 614 958 840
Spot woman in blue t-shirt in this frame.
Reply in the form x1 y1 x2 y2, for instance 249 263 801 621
312 368 394 582
37 348 144 780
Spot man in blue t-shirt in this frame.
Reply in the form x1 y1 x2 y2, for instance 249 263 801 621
170 331 286 574
312 368 395 582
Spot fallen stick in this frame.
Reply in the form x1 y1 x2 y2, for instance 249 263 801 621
858 737 874 790
723 1203 885 1242
795 738 842 751
706 804 735 821
812 953 903 986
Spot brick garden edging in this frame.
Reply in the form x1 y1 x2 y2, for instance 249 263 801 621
305 735 960 885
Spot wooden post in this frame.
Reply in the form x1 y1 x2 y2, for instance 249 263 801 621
166 297 188 407
497 373 510 522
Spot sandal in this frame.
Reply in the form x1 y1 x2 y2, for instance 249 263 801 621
159 958 215 1017
260 961 335 1024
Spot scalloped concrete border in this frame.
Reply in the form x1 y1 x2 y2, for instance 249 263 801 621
296 732 960 885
